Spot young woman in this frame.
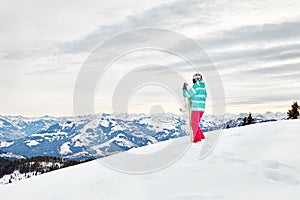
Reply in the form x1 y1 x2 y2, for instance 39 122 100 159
182 73 207 143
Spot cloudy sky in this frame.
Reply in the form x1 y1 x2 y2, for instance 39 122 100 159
0 0 300 117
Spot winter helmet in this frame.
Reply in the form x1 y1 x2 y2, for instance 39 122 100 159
193 73 202 83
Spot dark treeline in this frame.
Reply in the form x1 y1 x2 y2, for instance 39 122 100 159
242 113 254 126
0 157 9 164
0 156 93 180
287 101 299 119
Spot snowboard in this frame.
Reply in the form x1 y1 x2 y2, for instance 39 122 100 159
180 97 193 142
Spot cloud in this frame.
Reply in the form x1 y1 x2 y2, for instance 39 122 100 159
244 63 300 75
202 21 300 48
56 0 216 54
25 67 67 76
225 61 300 84
210 43 300 63
3 0 300 64
227 93 300 106
55 0 300 56
1 0 300 116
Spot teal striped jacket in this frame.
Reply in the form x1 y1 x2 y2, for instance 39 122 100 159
183 81 207 112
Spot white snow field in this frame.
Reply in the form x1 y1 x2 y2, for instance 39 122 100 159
1 119 300 200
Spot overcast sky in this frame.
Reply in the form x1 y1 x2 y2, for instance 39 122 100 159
0 0 300 117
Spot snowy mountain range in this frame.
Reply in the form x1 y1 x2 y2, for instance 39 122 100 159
0 112 287 160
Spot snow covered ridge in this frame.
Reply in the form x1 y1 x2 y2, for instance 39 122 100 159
0 112 287 160
0 152 25 159
0 119 299 200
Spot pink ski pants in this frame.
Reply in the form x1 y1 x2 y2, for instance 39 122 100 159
191 111 205 142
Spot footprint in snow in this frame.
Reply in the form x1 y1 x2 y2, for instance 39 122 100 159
264 170 299 186
260 160 299 186
260 160 294 170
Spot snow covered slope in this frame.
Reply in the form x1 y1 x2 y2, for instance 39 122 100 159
0 120 299 200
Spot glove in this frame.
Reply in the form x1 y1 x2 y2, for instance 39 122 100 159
182 82 188 90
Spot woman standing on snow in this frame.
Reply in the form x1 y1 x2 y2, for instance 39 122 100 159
182 73 207 143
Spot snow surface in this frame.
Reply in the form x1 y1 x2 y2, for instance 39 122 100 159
25 140 39 146
59 142 72 155
0 141 14 148
1 120 300 200
0 152 25 159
